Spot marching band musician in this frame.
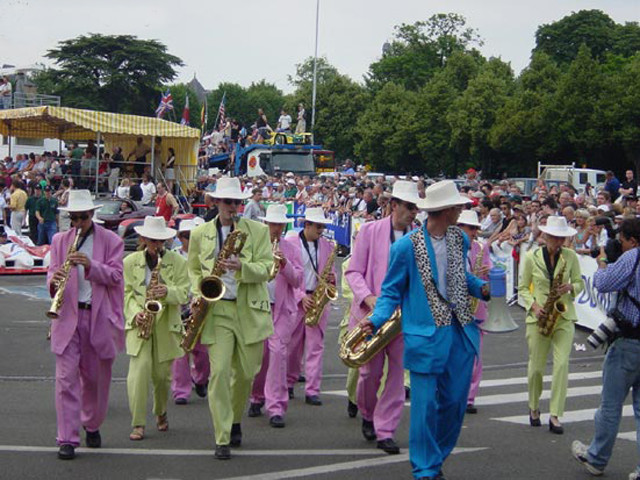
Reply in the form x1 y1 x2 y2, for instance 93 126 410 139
47 190 124 460
344 180 421 454
359 181 489 480
518 216 583 434
248 205 302 428
187 177 273 460
171 218 210 405
456 210 492 415
124 216 189 441
286 207 336 406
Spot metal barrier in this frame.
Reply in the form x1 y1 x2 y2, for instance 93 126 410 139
5 92 61 109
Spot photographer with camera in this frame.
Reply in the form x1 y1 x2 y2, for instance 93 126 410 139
572 217 640 479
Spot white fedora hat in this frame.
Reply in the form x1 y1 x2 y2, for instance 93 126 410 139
538 216 577 238
178 216 204 232
302 207 332 225
390 180 421 204
134 216 177 241
58 189 103 212
206 177 251 200
259 204 294 224
457 209 481 228
419 180 471 212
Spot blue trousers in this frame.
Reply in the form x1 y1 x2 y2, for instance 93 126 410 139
587 338 640 472
409 322 476 479
37 220 57 245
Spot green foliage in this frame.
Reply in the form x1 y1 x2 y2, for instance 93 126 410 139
33 34 183 115
168 84 202 129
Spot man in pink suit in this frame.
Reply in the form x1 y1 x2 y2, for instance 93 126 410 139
248 205 302 427
47 190 124 460
286 207 336 406
345 180 420 455
457 210 492 414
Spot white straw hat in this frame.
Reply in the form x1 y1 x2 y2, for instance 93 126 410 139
302 207 332 225
58 189 103 212
390 180 421 204
259 204 294 224
178 217 204 232
538 216 577 238
134 216 177 240
457 210 482 228
206 177 251 200
419 180 471 212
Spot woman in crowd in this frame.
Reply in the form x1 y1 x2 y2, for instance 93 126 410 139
571 209 592 254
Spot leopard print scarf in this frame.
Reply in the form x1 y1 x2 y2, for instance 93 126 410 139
410 225 473 328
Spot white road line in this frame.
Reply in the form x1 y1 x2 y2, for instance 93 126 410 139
493 405 634 425
479 371 602 388
618 431 636 442
476 385 602 406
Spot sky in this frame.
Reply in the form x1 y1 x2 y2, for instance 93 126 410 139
1 0 638 94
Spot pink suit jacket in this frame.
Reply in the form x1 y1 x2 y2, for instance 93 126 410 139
287 233 336 308
273 236 304 324
344 217 394 328
47 224 125 359
468 240 492 321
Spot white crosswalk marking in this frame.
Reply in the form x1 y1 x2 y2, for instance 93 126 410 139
477 385 602 406
479 371 602 388
493 405 634 425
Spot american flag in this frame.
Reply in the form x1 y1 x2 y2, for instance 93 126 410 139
155 89 174 118
217 92 226 129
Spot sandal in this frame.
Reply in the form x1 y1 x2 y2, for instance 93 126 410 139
129 426 145 441
157 412 169 432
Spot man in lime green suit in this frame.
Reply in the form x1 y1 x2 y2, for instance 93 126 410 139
187 177 273 460
124 216 189 441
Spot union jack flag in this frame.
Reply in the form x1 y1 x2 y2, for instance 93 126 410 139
155 89 174 118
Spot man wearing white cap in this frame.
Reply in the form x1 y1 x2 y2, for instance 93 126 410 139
171 218 210 405
360 180 490 479
286 207 336 406
518 216 583 435
47 190 124 460
457 210 492 415
187 177 273 460
344 180 420 454
124 216 189 441
248 205 302 428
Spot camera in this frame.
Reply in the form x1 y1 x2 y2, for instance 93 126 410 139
589 216 623 263
587 316 619 349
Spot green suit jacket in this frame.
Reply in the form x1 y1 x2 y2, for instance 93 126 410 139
518 246 584 324
187 216 273 345
124 249 189 362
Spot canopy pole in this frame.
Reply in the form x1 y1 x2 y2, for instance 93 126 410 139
7 121 11 157
95 131 101 195
150 136 156 180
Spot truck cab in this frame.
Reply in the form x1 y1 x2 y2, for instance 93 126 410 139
537 162 606 194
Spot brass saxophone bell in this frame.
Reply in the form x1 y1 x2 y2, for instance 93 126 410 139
199 275 226 302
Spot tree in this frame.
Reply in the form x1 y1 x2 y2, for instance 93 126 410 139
33 34 183 115
168 84 202 129
287 56 340 89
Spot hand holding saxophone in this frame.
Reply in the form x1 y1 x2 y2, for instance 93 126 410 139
217 255 241 272
149 284 168 299
301 295 314 312
557 283 573 295
363 295 377 311
134 311 146 328
358 318 374 336
68 252 90 267
51 268 67 287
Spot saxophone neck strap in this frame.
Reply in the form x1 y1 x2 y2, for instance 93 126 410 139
77 224 94 251
299 230 319 273
216 218 235 252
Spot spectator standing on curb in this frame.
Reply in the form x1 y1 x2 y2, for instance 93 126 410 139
36 185 58 245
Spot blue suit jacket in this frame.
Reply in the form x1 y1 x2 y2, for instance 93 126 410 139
369 224 486 374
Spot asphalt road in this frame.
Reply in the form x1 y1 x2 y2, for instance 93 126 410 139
0 274 637 480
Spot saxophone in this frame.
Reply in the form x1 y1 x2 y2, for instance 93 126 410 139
137 250 164 340
339 308 402 368
304 242 338 327
469 240 485 314
181 227 247 352
537 253 567 336
268 236 284 281
47 228 82 319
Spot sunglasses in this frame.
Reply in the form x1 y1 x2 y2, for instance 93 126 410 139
222 199 242 205
179 232 191 239
398 200 418 211
70 213 90 221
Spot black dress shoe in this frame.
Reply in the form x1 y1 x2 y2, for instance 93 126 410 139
194 382 208 398
529 410 541 427
377 438 400 454
288 387 294 399
362 419 376 441
85 429 101 448
347 400 358 418
58 444 75 460
269 415 285 428
405 386 411 400
215 444 231 460
549 419 564 435
248 402 263 417
436 470 447 480
466 404 478 414
305 395 322 406
298 374 306 383
175 397 188 405
230 423 242 447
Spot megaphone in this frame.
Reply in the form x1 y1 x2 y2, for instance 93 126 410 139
481 267 519 333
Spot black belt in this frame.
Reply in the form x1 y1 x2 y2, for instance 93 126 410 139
306 290 314 294
78 302 92 310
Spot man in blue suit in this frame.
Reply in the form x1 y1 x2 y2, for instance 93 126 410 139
360 180 490 480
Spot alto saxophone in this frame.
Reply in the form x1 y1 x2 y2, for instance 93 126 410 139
537 254 567 336
304 242 338 327
268 236 284 281
47 228 82 319
181 227 247 352
469 240 485 314
137 250 164 340
339 308 402 368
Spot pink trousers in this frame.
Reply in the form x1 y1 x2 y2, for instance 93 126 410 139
356 333 405 440
286 306 329 397
54 309 114 446
171 341 210 400
467 331 484 405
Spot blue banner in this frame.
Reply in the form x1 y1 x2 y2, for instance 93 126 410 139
292 202 351 248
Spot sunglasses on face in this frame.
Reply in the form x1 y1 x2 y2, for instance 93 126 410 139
222 199 242 206
398 200 418 211
179 232 191 240
70 213 90 221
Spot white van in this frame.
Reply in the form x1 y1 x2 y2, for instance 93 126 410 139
537 162 606 194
